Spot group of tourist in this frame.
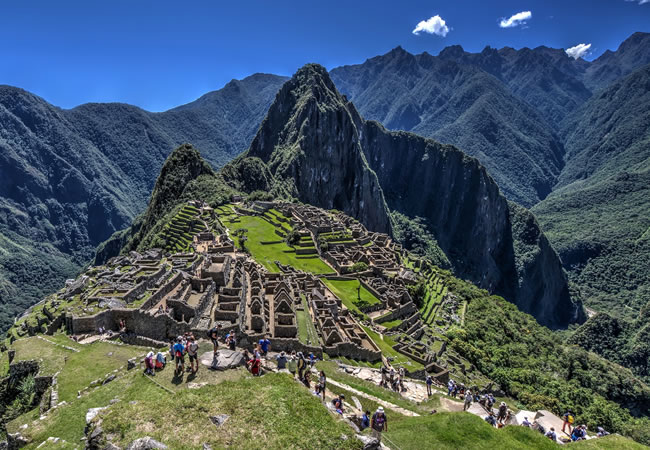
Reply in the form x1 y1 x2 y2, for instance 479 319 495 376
169 332 200 375
485 408 612 442
379 366 406 392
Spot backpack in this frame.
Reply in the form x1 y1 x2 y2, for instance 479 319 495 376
567 414 574 424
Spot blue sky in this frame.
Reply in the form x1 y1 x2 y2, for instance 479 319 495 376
1 0 649 111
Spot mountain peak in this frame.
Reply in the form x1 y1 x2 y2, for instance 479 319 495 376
438 44 466 60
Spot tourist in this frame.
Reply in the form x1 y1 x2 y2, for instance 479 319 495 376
186 336 199 374
317 370 327 401
259 336 271 357
155 351 166 369
297 352 307 381
208 324 221 358
487 394 495 409
447 380 455 396
119 319 126 333
398 366 405 380
276 351 288 370
332 394 345 414
144 351 155 376
173 336 185 375
303 370 311 388
485 412 497 427
228 333 237 351
571 425 587 441
521 417 531 427
597 427 610 437
389 367 395 385
169 339 175 361
545 427 557 442
426 375 433 396
497 402 508 424
287 351 297 375
309 352 316 367
361 410 370 430
157 305 163 315
380 366 388 387
371 406 387 442
562 410 575 434
250 357 261 376
463 389 472 411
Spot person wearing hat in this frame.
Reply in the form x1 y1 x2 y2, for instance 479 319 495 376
276 351 288 370
371 406 388 441
521 417 531 427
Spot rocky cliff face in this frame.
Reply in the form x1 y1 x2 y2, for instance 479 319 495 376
229 63 582 328
360 121 582 327
234 64 392 234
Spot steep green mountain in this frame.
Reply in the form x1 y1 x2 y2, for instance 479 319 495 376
0 74 286 332
226 64 582 328
437 44 591 127
568 312 650 385
584 32 650 90
533 65 650 318
330 48 565 207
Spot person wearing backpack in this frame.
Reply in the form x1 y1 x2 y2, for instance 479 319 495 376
172 336 185 375
426 375 433 396
562 410 575 434
371 406 387 442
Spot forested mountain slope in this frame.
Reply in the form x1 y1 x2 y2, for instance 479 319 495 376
0 74 286 332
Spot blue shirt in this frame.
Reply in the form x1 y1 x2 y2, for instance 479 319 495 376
259 339 270 352
173 343 185 355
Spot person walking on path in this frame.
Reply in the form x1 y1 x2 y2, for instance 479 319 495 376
208 324 221 368
426 375 433 396
371 406 388 443
297 352 307 381
562 410 575 435
463 390 473 411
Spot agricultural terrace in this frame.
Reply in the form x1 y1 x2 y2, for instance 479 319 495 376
322 278 381 315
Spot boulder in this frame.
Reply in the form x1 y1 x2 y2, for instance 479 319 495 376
356 435 380 450
127 359 136 370
126 437 167 450
86 407 108 424
200 350 245 370
102 375 116 385
209 414 229 427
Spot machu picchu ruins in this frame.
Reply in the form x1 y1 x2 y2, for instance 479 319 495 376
7 200 483 388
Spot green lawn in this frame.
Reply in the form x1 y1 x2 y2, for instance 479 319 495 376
361 326 424 371
379 319 402 329
297 297 320 346
10 335 147 402
11 371 361 450
224 215 332 274
322 279 381 315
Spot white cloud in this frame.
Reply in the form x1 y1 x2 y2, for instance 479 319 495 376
412 15 450 37
626 0 650 4
565 43 592 60
499 11 532 28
